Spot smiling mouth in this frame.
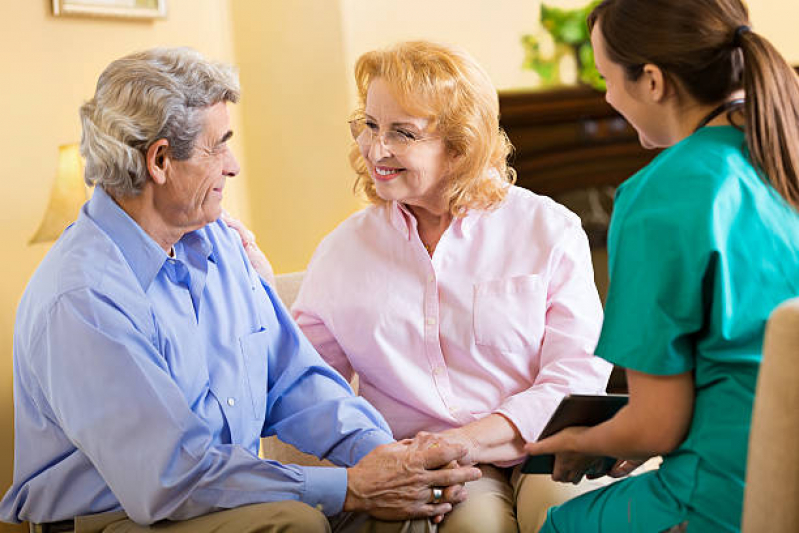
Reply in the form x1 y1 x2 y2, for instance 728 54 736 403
373 165 404 180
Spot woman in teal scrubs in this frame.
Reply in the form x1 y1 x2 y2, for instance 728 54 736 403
525 0 799 531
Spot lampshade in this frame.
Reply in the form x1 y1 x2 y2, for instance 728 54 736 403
29 143 89 244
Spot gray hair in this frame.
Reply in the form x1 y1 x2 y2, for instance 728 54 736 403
79 47 240 197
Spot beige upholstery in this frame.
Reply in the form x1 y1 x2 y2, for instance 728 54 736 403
742 297 799 532
260 271 332 466
271 270 305 310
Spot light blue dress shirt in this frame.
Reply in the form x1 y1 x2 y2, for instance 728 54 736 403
0 187 394 525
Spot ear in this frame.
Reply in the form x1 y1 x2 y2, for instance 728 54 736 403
146 139 171 185
641 63 668 103
445 148 462 175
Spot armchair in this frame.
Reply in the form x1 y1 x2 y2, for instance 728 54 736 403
742 297 799 532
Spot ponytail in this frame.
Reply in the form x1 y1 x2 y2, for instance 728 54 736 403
738 31 799 211
588 0 799 212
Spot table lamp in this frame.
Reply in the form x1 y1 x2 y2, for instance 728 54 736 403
29 143 90 244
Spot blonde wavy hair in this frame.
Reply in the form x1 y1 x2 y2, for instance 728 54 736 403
350 41 516 216
80 47 240 198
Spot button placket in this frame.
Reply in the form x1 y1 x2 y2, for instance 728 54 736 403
424 263 460 423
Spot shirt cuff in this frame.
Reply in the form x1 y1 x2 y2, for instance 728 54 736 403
348 429 395 465
301 466 348 516
496 392 564 443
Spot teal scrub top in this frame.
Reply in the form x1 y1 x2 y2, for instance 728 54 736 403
596 126 799 530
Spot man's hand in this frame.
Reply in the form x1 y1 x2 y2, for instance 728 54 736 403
344 432 482 520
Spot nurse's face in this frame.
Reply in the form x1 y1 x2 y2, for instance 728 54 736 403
591 23 671 149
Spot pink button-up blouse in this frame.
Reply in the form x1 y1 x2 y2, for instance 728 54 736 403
292 186 611 444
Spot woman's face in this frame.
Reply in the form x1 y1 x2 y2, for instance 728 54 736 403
359 78 454 213
591 23 669 149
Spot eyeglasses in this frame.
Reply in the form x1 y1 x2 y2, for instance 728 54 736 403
348 118 439 155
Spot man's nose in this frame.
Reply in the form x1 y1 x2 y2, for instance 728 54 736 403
223 149 240 177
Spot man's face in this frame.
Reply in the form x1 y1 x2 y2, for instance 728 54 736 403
156 102 239 232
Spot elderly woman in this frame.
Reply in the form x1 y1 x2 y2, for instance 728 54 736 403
294 41 613 533
236 41 612 532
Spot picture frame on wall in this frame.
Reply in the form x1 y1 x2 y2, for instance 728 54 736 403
52 0 167 19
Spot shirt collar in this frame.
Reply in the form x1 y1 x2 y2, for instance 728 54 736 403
85 187 215 291
388 201 415 241
387 200 482 240
454 209 481 238
179 228 217 264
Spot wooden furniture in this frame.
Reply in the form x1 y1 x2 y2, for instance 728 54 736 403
499 86 654 198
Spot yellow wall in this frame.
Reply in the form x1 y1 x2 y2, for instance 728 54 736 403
229 0 362 274
340 0 545 93
750 1 799 64
0 1 797 530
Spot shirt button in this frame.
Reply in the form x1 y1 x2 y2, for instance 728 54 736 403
227 397 236 407
433 366 444 376
426 317 436 326
449 405 458 413
428 275 435 283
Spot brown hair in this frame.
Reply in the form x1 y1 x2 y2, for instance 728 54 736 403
588 0 799 210
350 41 516 216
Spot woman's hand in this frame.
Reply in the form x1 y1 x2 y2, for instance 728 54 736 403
607 458 646 478
221 211 276 286
436 428 481 466
524 426 606 484
435 414 525 466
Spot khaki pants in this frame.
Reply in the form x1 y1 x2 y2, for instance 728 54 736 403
61 460 660 533
71 502 432 533
437 464 612 533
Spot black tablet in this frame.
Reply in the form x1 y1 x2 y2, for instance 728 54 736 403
521 393 628 475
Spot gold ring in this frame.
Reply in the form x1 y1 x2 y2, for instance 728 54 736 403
431 487 443 503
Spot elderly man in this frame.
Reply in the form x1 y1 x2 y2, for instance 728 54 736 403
0 48 480 533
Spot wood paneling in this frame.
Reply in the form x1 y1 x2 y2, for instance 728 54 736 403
499 86 657 199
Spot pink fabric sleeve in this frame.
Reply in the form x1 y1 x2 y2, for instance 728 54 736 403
496 224 610 443
292 275 355 382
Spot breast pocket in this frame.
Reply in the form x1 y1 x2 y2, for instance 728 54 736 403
240 329 270 421
473 275 548 352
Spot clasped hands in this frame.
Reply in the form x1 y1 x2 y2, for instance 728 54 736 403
345 431 481 522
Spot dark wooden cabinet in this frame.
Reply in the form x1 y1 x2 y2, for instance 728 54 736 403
499 86 657 199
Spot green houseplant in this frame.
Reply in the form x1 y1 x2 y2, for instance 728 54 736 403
522 1 604 90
